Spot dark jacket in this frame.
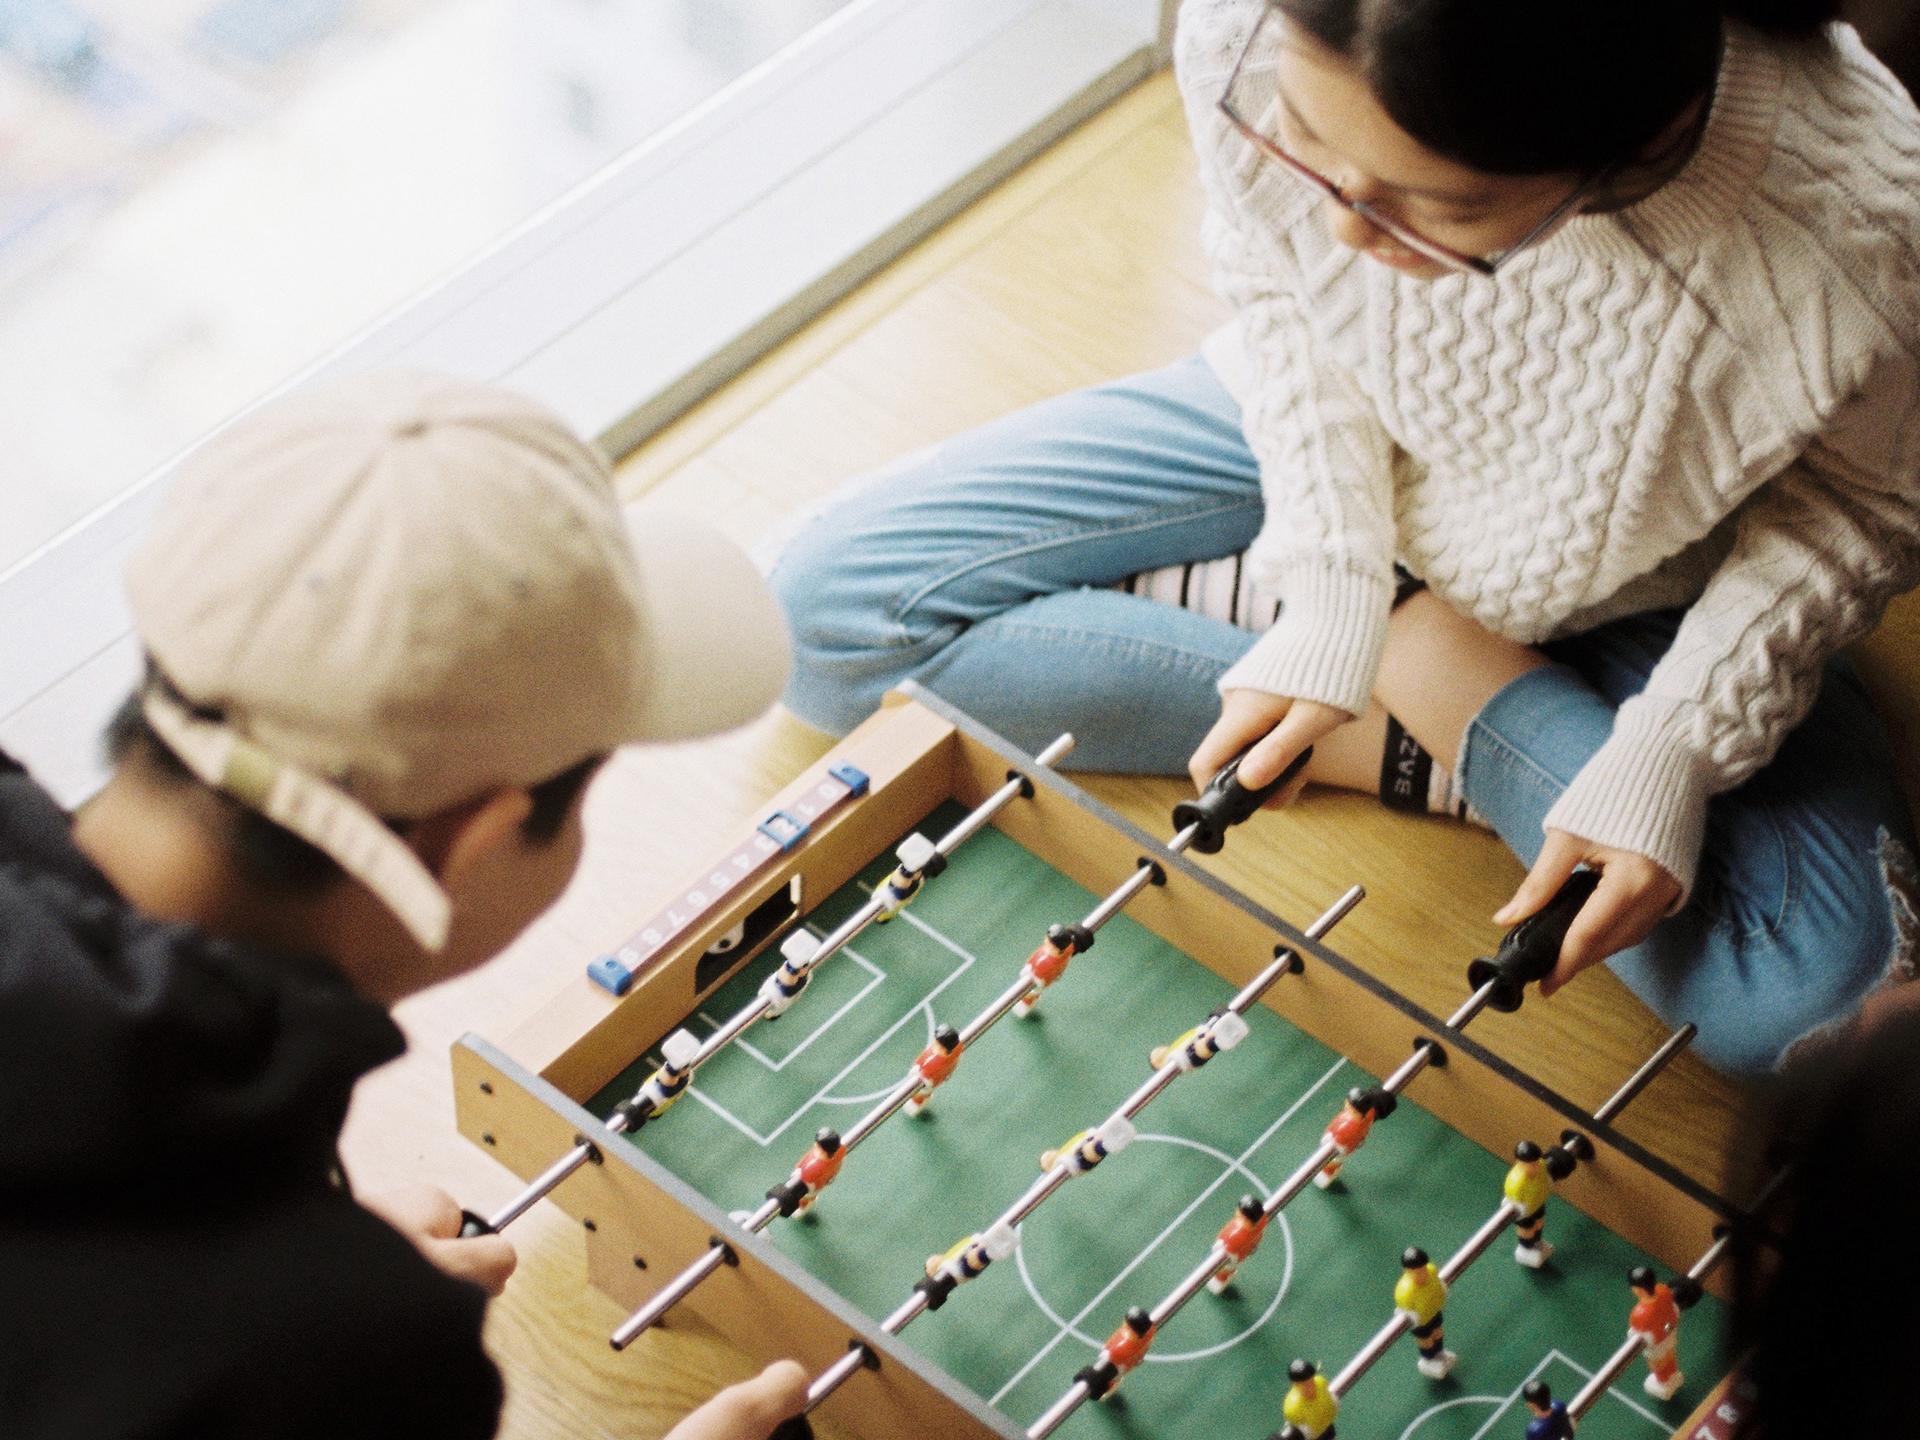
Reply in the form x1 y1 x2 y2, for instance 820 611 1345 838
0 752 502 1439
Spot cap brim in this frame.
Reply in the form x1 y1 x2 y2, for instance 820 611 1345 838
621 507 792 743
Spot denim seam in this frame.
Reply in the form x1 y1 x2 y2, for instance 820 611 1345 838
1710 802 1794 943
887 496 1266 633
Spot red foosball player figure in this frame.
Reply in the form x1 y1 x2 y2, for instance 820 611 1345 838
1628 1265 1686 1400
1097 1308 1156 1398
1521 1380 1576 1439
792 1127 845 1214
1505 1140 1555 1268
1272 1357 1339 1439
1014 922 1089 1018
1395 1246 1458 1380
1208 1193 1273 1294
1314 1086 1394 1190
905 1024 964 1116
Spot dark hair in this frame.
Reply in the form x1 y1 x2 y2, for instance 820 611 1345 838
105 672 600 895
1274 0 1840 174
1731 1003 1920 1435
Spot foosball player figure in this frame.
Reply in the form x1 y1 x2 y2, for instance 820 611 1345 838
1041 1116 1136 1174
1506 1140 1555 1269
758 929 821 1017
1014 922 1091 1018
1521 1380 1576 1439
1314 1086 1395 1190
1396 1246 1459 1380
1150 1007 1250 1072
621 1028 704 1127
1207 1193 1274 1294
905 1024 964 1116
1628 1265 1688 1401
790 1128 844 1214
1082 1307 1157 1403
1271 1358 1339 1440
874 832 941 922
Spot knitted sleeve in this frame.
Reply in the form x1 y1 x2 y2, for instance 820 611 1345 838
1545 350 1920 899
1175 0 1399 716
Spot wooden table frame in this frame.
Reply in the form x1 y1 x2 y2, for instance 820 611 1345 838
453 684 1738 1440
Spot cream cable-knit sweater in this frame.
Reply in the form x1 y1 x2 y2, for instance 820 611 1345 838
1179 1 1920 897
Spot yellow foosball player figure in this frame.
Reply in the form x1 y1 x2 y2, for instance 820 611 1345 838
0 373 805 1440
1505 1140 1556 1269
1272 1357 1340 1439
1395 1246 1459 1380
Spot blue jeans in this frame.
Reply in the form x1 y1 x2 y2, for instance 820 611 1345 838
770 355 1919 1073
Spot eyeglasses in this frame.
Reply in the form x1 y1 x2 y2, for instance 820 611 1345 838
1216 7 1607 277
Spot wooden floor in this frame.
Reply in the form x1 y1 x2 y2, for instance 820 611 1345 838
338 71 1759 1440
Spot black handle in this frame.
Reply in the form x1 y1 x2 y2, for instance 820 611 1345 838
1464 869 1602 1013
768 1418 814 1440
458 1209 495 1240
1171 746 1314 855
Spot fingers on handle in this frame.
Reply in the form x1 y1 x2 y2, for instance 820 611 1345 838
420 1186 466 1239
1543 872 1670 996
1189 718 1253 793
672 1361 810 1440
427 1234 518 1296
1496 833 1582 927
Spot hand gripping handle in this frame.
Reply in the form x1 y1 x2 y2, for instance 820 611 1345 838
1170 746 1314 855
1465 869 1602 1012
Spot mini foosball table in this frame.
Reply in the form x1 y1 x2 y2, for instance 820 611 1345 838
452 686 1755 1440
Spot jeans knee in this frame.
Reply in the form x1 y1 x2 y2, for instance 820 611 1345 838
1683 829 1919 1075
769 517 924 737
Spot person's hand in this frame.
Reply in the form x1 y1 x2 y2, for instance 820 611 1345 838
665 1360 809 1440
1495 829 1681 996
361 1184 517 1297
1189 689 1348 803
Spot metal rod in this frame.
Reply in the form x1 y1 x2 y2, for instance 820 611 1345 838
936 733 1077 857
1080 859 1164 934
836 1076 924 1151
803 1345 875 1414
1027 1380 1092 1438
489 742 1068 1241
1329 1024 1704 1401
1227 885 1365 1014
483 1142 597 1232
610 1243 732 1350
881 1290 929 1335
1327 1199 1524 1396
1444 978 1500 1031
605 783 1232 1347
958 973 1049 1049
851 885 1360 1391
1592 1023 1696 1125
1440 1200 1525 1284
1568 1229 1732 1419
1025 971 1506 1431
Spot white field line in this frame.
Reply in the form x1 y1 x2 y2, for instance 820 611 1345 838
989 1055 1349 1408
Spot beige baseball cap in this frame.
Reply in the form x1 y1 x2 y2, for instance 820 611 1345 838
125 369 790 952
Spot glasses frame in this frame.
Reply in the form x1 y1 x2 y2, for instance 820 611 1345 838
1216 7 1609 278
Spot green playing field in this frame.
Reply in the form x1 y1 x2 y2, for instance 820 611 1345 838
591 805 1726 1439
